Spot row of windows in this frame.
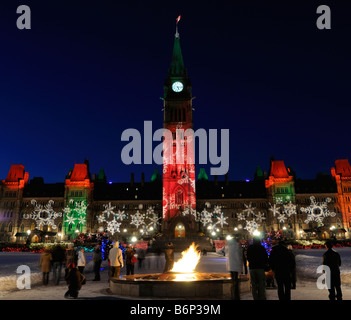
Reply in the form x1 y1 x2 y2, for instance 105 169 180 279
93 203 161 211
275 187 290 194
70 191 83 197
2 211 13 218
3 192 17 198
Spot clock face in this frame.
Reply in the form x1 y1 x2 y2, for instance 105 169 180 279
172 81 183 92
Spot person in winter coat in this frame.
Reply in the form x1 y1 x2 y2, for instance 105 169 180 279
225 236 243 300
51 244 66 285
323 240 342 300
64 262 82 299
163 242 175 273
109 241 124 278
269 240 295 300
65 243 77 278
39 247 52 285
287 244 296 289
77 248 86 274
125 245 136 275
137 249 146 270
246 237 268 300
93 245 102 281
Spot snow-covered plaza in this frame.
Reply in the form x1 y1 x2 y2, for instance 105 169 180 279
1 247 351 300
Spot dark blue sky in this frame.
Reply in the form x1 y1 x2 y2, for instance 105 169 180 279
0 0 350 183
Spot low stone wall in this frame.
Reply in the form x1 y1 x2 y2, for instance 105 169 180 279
110 274 250 299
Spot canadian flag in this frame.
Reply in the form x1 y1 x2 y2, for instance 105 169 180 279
176 15 181 24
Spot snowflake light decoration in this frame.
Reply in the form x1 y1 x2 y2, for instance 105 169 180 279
237 212 246 221
301 196 336 225
63 200 88 227
106 220 122 235
23 199 62 230
145 207 161 230
268 203 280 217
244 220 259 234
254 212 266 223
65 214 77 226
199 208 213 227
283 201 297 217
212 206 228 228
236 203 265 234
102 202 115 219
276 213 287 223
130 210 145 228
96 202 126 235
242 202 256 217
182 207 198 219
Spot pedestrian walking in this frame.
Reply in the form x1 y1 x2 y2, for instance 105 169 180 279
323 240 342 300
39 247 52 285
65 243 77 278
246 237 268 300
269 240 295 300
77 248 86 274
163 242 175 273
109 241 124 278
92 245 102 281
225 235 243 300
137 248 146 270
64 262 83 299
51 244 65 285
126 244 136 275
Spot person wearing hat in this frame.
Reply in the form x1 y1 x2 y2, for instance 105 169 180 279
108 241 124 278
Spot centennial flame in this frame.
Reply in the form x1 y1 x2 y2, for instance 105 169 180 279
170 242 201 273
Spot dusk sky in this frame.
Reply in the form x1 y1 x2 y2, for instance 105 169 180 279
0 1 350 183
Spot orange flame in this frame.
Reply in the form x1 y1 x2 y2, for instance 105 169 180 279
170 242 201 273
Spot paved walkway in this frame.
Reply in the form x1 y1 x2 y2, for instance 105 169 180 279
1 253 351 300
3 269 351 300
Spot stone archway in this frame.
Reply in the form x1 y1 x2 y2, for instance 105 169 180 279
175 222 186 238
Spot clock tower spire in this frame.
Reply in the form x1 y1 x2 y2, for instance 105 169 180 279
162 17 196 237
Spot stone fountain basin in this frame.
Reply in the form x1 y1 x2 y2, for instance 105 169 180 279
110 273 250 299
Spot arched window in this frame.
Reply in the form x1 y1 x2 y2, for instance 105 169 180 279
8 223 12 232
175 189 183 205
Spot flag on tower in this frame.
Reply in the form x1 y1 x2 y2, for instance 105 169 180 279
176 15 181 24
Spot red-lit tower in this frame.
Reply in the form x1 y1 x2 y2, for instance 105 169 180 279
162 20 196 237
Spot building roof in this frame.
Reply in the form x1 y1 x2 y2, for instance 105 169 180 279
196 180 267 200
69 164 90 181
5 164 26 182
93 181 162 201
334 159 351 178
269 160 290 179
23 181 65 198
168 31 185 77
295 175 337 194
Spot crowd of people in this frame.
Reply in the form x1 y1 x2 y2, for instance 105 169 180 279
225 236 342 301
37 241 163 299
37 238 343 300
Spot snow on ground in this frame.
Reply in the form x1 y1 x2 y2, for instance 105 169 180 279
294 247 351 284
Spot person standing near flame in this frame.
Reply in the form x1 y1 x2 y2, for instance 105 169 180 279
163 242 175 273
226 236 244 300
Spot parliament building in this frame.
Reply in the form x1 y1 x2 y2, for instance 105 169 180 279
1 26 351 245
